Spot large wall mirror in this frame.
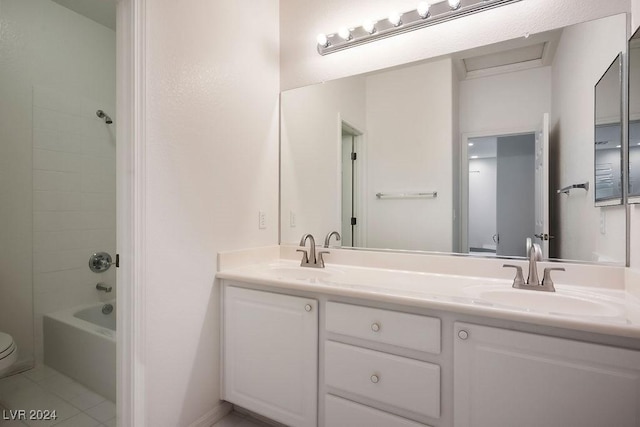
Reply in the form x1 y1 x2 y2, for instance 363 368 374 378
281 13 628 264
629 27 640 203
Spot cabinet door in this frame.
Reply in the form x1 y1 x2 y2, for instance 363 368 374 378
223 285 318 427
454 322 640 427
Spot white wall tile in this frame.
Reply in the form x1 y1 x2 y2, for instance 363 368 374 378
34 191 82 212
34 149 82 172
33 170 81 192
34 211 84 232
34 249 86 273
34 231 85 253
80 193 115 212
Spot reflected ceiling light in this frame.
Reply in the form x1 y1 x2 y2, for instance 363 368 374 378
471 155 479 159
316 0 523 55
637 142 640 146
388 12 403 27
362 20 377 35
417 2 431 19
468 142 474 146
616 145 622 148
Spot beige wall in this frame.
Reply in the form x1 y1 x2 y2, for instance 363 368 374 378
144 1 280 425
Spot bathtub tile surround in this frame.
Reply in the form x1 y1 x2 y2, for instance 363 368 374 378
0 366 114 426
32 87 116 364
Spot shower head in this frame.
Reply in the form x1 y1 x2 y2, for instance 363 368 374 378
96 110 113 124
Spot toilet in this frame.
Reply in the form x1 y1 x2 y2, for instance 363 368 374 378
0 332 17 375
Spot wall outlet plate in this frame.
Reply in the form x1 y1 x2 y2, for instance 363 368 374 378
259 211 266 229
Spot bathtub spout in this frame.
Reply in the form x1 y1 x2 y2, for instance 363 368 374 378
96 283 112 293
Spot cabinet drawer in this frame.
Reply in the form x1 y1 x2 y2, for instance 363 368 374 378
325 341 440 419
325 394 432 427
326 302 440 354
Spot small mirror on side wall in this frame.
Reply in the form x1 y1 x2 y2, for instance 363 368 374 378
629 28 640 202
594 54 623 206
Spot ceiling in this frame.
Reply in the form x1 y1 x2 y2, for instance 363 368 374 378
51 0 116 31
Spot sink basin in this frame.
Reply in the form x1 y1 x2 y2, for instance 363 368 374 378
266 266 335 281
472 288 622 317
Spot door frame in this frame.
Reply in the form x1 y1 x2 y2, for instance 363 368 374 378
337 114 367 248
459 126 537 254
116 0 146 425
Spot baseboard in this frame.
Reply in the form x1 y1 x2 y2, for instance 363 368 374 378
189 401 233 427
0 359 34 379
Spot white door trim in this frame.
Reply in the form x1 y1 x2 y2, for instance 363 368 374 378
116 0 146 425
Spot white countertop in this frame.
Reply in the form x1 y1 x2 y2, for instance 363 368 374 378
217 259 640 340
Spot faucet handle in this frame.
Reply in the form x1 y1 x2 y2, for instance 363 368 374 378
503 264 525 288
296 249 309 265
542 267 565 290
317 251 330 268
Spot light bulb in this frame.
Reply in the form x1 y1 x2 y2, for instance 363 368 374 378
363 20 376 35
417 2 431 19
316 33 329 48
448 0 461 10
338 27 352 41
388 12 402 27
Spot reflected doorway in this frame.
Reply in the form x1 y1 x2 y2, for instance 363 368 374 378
341 122 363 247
467 133 537 257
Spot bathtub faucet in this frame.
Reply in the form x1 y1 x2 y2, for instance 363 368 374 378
96 283 112 293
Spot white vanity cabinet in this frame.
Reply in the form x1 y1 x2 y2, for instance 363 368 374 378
454 322 640 427
324 302 440 426
222 285 318 427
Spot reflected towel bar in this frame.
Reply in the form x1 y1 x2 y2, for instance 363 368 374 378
557 182 589 195
376 191 438 199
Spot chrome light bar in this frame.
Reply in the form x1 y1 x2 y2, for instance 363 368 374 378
317 0 523 56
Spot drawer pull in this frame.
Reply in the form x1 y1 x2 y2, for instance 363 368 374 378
370 374 380 384
305 304 312 312
371 322 381 332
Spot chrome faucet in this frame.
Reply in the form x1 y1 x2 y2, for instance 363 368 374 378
96 283 112 293
298 233 330 268
324 231 341 248
503 243 564 292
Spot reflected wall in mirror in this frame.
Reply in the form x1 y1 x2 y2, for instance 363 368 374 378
629 28 640 202
594 55 623 205
281 13 627 264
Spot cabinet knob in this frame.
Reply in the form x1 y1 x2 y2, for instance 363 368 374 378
370 374 379 384
304 304 312 312
458 330 469 340
371 322 380 332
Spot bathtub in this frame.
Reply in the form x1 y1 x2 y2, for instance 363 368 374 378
43 302 116 402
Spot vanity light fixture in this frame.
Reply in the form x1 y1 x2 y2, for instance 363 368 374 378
317 0 523 55
448 0 462 10
388 11 403 27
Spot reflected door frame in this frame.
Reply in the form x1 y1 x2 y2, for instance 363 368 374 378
337 114 367 248
459 126 539 257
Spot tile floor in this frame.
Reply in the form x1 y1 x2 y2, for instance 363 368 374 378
212 412 270 427
0 366 115 427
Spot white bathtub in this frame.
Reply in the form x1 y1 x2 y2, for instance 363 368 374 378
43 302 116 402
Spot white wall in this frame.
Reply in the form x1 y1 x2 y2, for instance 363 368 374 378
144 1 280 426
551 13 627 262
281 75 366 245
468 158 497 250
459 67 552 135
0 0 115 370
365 58 454 252
630 0 640 269
279 0 628 90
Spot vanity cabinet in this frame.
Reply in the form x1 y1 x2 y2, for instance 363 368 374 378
222 285 318 427
453 322 640 427
324 302 440 426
